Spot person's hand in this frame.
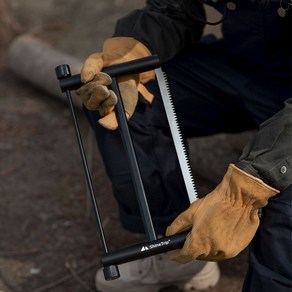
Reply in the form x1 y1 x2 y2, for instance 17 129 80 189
166 164 279 263
76 37 155 130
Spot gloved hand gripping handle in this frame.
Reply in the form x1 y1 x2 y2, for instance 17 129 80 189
55 56 187 281
56 55 160 92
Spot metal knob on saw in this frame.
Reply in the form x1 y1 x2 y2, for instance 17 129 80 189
55 64 71 80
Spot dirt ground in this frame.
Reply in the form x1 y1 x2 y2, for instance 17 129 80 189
0 1 254 291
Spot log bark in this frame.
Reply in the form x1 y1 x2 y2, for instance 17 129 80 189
0 0 21 46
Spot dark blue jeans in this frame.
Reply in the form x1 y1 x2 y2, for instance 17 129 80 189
242 185 292 291
85 42 291 291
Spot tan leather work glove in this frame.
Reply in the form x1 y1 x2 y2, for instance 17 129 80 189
76 37 155 130
166 164 279 263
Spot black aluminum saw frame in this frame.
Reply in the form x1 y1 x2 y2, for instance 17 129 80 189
55 56 188 281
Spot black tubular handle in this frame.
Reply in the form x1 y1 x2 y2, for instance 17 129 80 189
101 231 188 266
56 55 160 92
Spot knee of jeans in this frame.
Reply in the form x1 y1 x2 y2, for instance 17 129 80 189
111 169 168 213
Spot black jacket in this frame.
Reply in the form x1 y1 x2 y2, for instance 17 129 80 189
113 0 292 190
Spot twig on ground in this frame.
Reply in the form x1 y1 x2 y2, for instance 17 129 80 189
0 246 97 258
0 269 21 292
30 262 97 292
65 262 96 292
0 249 40 258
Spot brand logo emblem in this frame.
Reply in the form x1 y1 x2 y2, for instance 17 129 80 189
141 246 149 252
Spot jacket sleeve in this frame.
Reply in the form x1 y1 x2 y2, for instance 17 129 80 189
237 98 292 191
113 0 205 62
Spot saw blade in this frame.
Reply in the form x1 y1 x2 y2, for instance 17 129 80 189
155 68 198 203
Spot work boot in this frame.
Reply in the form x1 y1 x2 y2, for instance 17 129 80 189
95 253 220 292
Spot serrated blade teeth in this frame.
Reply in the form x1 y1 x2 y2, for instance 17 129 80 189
155 68 198 203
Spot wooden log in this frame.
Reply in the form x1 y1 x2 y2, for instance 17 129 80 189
8 34 83 109
0 0 21 46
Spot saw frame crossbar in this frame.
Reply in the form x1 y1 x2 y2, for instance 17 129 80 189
55 56 189 281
